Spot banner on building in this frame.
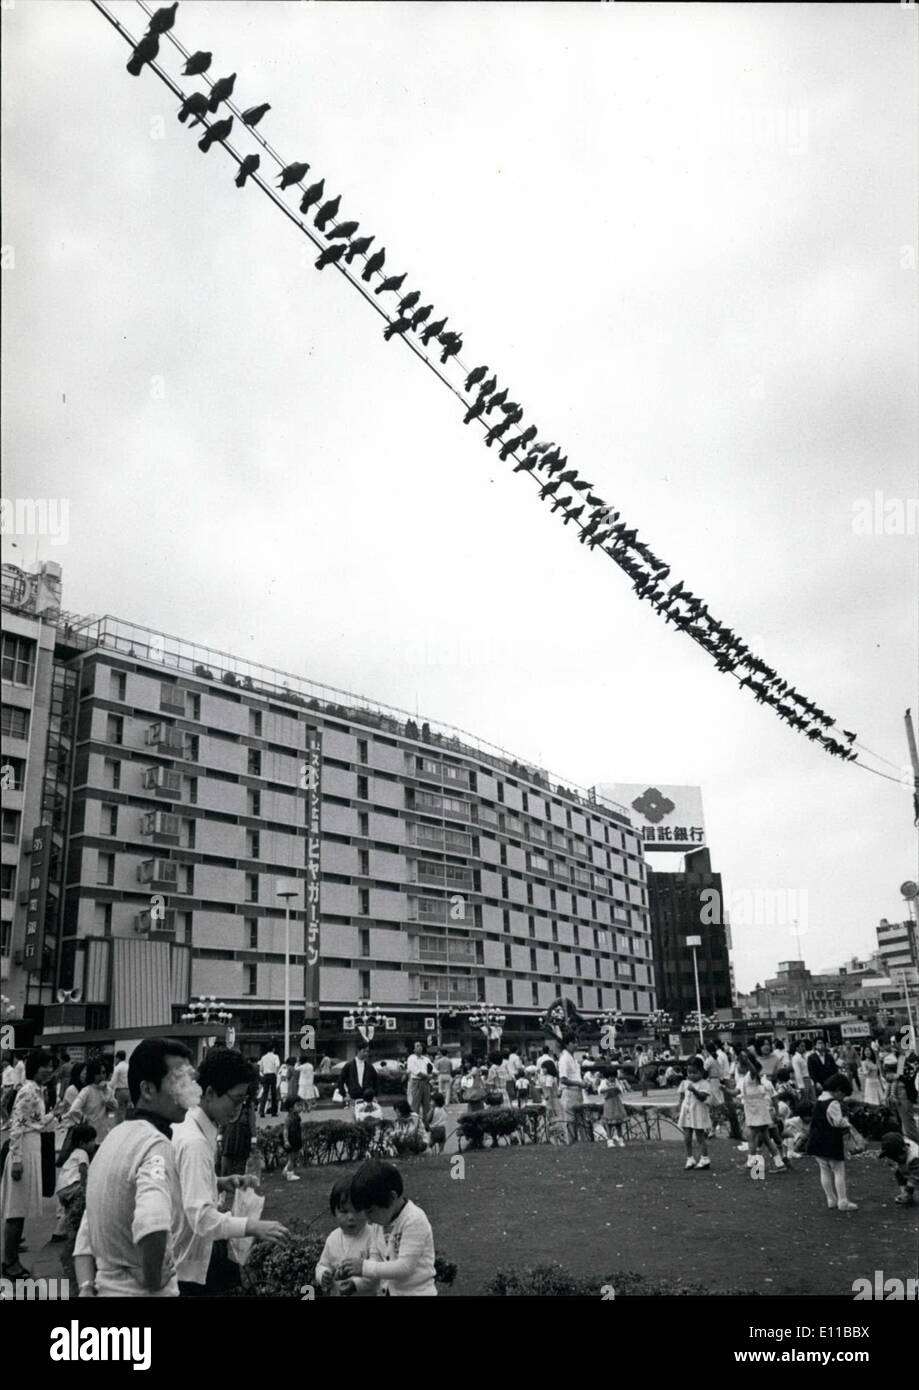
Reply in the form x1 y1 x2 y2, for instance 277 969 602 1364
595 784 706 853
303 730 322 1020
22 824 53 974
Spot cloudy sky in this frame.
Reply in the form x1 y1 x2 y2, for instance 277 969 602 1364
3 2 916 991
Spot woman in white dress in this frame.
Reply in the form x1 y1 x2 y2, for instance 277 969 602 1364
1 1051 56 1277
859 1055 885 1107
297 1054 318 1112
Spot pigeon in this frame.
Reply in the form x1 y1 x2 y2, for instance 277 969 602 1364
328 221 360 241
463 397 488 425
486 388 508 415
501 425 537 458
299 180 325 215
278 162 310 190
440 337 462 363
503 408 523 427
234 153 260 187
841 730 856 743
588 529 615 549
411 305 433 330
207 74 237 112
183 50 212 76
540 479 562 500
562 505 585 526
500 402 522 416
513 456 536 473
315 244 347 271
485 418 513 447
242 103 271 128
147 3 178 35
384 318 413 341
314 196 341 232
127 32 159 76
421 318 448 345
465 365 489 393
198 116 233 152
398 290 421 315
345 236 375 263
557 471 580 486
178 92 209 125
569 479 592 492
478 376 497 398
550 494 573 514
375 272 410 295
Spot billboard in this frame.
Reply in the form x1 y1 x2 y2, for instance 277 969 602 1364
595 784 705 853
303 731 322 1020
21 824 53 973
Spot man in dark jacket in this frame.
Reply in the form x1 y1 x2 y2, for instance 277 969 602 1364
807 1038 837 1091
340 1046 379 1106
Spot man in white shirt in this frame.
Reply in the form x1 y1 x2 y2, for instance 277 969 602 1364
111 1050 130 1125
406 1042 434 1125
554 1036 584 1143
505 1049 523 1105
258 1042 281 1117
73 1038 199 1298
172 1049 289 1294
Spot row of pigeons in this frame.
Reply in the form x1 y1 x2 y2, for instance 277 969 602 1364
124 4 857 763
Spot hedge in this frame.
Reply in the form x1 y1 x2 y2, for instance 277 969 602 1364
239 1224 456 1296
485 1263 760 1297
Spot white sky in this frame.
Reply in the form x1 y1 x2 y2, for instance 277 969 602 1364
2 1 917 991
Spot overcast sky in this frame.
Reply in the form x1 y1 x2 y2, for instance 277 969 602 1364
3 2 916 992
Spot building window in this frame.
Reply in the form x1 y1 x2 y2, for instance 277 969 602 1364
246 873 259 903
1 809 20 845
531 982 539 1006
188 695 201 721
499 844 507 867
1 756 25 790
249 709 262 736
0 864 15 900
247 919 258 949
110 671 127 701
95 902 112 934
244 964 257 996
1 634 36 686
576 984 583 1008
551 921 558 943
359 812 369 837
97 852 115 886
357 776 369 800
530 947 537 971
504 942 512 968
248 790 261 817
184 734 199 762
553 950 560 972
247 830 260 858
102 804 118 836
360 888 370 915
181 865 194 895
359 969 372 995
502 909 510 931
104 758 121 790
106 714 123 745
358 739 368 764
505 979 514 1004
1 706 28 739
528 914 535 938
181 818 196 849
248 749 261 776
359 849 370 876
359 928 370 957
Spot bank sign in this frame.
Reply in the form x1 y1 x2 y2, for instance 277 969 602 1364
595 784 706 853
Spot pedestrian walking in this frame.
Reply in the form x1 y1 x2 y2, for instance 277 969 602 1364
258 1042 281 1118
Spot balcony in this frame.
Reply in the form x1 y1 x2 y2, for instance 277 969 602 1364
144 765 183 798
410 898 448 925
136 907 176 937
138 858 178 890
473 805 499 829
145 723 184 756
159 684 186 714
141 811 180 845
441 765 471 789
413 935 478 965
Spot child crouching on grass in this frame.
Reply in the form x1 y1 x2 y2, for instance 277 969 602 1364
677 1058 712 1170
313 1177 384 1297
878 1131 919 1206
338 1159 437 1296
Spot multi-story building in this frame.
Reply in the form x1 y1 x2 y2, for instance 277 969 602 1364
876 917 918 978
3 592 656 1055
646 847 733 1021
1 562 64 1015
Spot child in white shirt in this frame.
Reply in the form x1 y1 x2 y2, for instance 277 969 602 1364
338 1160 437 1296
313 1177 383 1297
354 1090 384 1125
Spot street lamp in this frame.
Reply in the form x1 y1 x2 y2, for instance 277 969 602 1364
598 1008 625 1052
276 878 300 1061
685 935 708 1047
646 1009 673 1045
466 1004 506 1043
344 998 395 1044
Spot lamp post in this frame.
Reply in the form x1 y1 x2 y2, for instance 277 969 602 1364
646 1009 673 1047
276 878 300 1062
344 997 396 1045
685 935 707 1047
466 1003 506 1044
181 996 233 1050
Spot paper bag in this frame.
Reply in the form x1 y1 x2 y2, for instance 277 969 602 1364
227 1186 264 1266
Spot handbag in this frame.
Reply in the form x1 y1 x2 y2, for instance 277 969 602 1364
844 1126 867 1157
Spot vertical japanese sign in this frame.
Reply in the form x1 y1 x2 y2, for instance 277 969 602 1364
22 824 52 974
303 731 322 1019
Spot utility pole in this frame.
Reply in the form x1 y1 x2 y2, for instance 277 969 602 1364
905 709 919 829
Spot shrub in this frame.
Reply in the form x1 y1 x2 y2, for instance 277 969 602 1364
847 1102 899 1141
241 1231 326 1297
458 1106 525 1149
485 1263 760 1297
390 1130 429 1158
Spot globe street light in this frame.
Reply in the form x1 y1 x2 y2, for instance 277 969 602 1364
344 998 394 1044
466 1004 506 1043
646 1009 673 1046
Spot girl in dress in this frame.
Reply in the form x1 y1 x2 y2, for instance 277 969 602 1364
539 1058 565 1143
738 1053 787 1176
805 1072 858 1211
297 1053 319 1112
858 1054 885 1107
0 1050 57 1277
599 1066 627 1148
677 1058 712 1169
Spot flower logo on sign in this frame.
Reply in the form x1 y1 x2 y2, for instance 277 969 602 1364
631 787 675 825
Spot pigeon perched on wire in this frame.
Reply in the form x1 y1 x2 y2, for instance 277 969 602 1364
299 180 324 215
197 116 234 154
540 479 562 500
513 456 537 473
178 92 209 125
315 244 347 271
207 74 236 112
421 318 448 346
182 50 212 76
410 305 433 330
503 408 523 428
127 33 159 76
562 505 585 526
465 365 489 393
440 336 462 363
375 272 409 295
485 417 513 447
398 290 421 316
345 236 375 263
328 221 360 241
234 153 260 188
384 318 413 341
278 162 310 190
550 494 573 514
147 3 178 35
242 103 271 128
478 376 497 399
314 197 342 232
499 426 537 461
463 396 488 425
499 401 522 416
198 116 233 153
485 388 508 415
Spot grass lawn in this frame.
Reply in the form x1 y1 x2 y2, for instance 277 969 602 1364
260 1140 917 1296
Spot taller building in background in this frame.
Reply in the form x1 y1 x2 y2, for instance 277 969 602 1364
2 585 656 1054
645 847 734 1020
